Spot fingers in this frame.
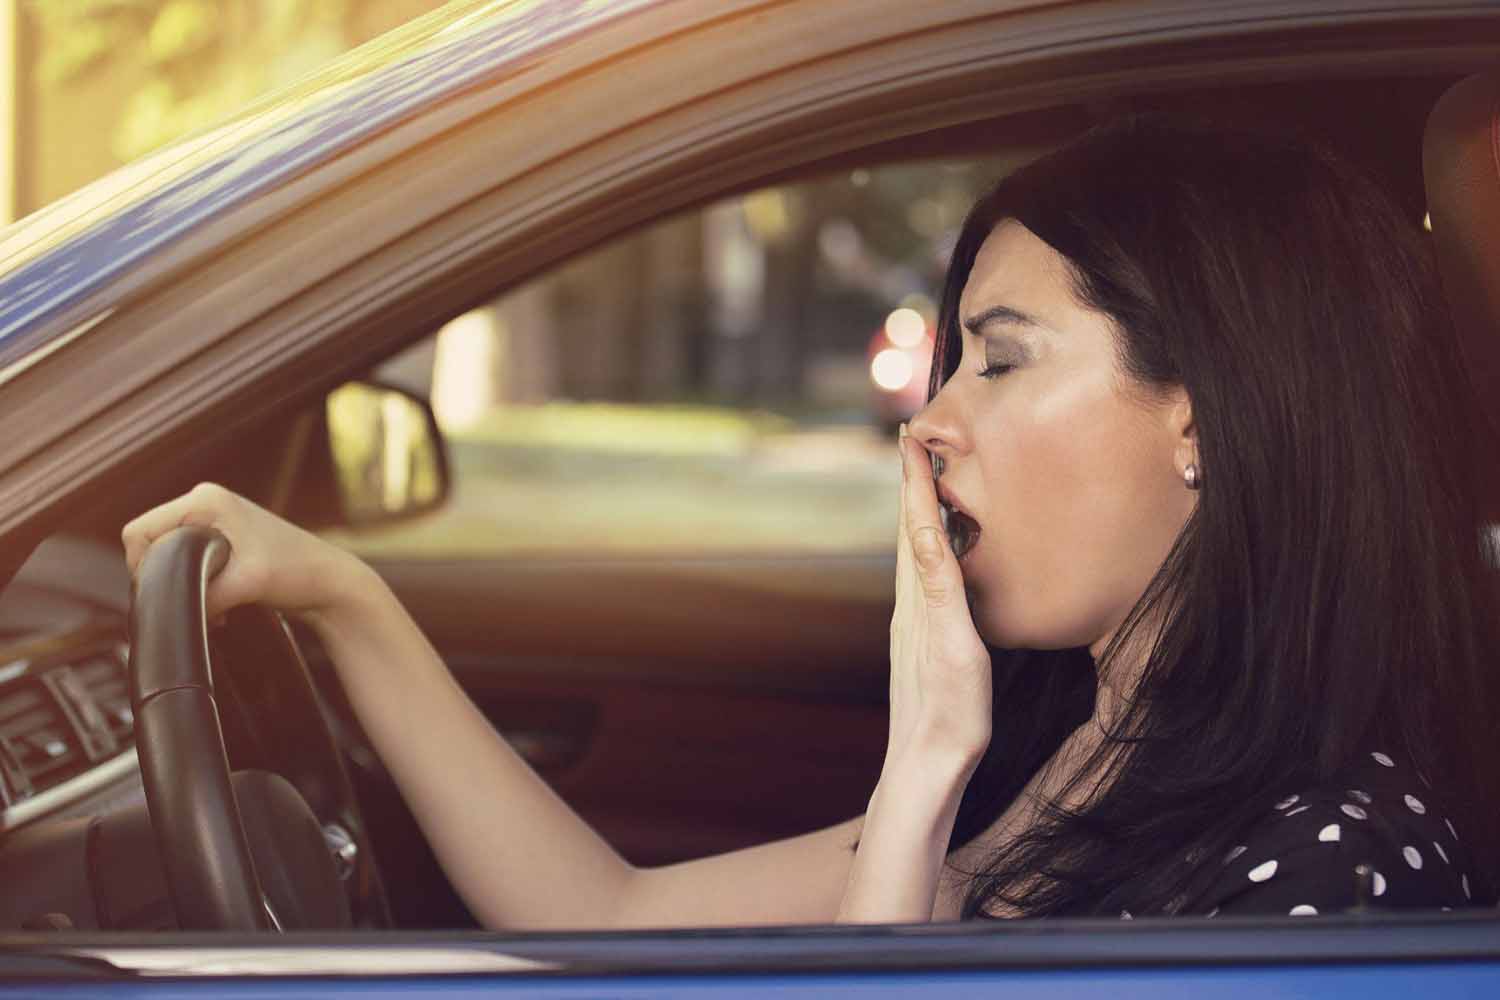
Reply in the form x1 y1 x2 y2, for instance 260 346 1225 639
898 428 963 611
121 482 241 576
895 427 910 560
893 427 919 614
123 483 263 621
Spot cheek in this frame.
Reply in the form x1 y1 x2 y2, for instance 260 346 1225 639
971 373 1179 648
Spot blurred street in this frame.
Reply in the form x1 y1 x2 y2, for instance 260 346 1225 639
329 410 901 557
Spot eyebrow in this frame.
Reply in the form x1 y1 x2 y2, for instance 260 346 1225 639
962 304 1044 335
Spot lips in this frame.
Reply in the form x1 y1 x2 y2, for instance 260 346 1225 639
937 486 981 560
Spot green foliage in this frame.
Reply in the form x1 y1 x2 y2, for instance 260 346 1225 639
29 0 361 160
146 0 216 62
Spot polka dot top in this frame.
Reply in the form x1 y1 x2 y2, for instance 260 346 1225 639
1155 749 1479 919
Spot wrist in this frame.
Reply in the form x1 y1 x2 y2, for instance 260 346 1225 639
840 751 975 924
300 552 388 637
885 717 989 783
875 748 976 819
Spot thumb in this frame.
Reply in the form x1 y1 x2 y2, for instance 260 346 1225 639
203 556 264 621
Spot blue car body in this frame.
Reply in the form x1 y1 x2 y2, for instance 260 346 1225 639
0 0 1497 993
0 0 653 368
1 917 1498 994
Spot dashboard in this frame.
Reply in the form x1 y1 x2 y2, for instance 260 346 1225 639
0 536 157 930
0 535 386 932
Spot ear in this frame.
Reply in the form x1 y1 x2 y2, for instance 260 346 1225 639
1165 386 1198 480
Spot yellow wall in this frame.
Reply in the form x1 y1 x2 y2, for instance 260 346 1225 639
15 0 444 219
1 0 15 224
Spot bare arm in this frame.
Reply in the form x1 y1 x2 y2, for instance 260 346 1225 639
123 484 861 931
313 564 863 929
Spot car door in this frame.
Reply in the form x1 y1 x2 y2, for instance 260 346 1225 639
306 162 1019 924
0 0 1495 953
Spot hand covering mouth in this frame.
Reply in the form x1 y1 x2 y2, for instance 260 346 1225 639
939 499 982 560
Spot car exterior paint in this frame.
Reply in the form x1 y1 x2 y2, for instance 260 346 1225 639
0 964 1497 999
0 0 1497 993
0 0 652 373
2 917 1499 992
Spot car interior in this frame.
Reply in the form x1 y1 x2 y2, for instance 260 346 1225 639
0 66 1493 935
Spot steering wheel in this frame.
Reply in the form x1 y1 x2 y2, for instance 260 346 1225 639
127 525 391 931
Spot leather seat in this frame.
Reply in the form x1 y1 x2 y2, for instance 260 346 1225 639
1424 70 1500 524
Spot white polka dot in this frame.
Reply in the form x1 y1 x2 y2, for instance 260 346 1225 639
1206 907 1219 918
1224 845 1247 863
1404 794 1426 815
1441 906 1453 912
1372 751 1395 767
1372 871 1387 897
1341 803 1368 820
1403 846 1423 870
1318 823 1341 843
1275 794 1299 810
1289 904 1318 916
1120 909 1133 920
1248 860 1278 882
1445 818 1459 841
1284 804 1310 817
1433 841 1449 865
1347 789 1372 805
1463 874 1471 899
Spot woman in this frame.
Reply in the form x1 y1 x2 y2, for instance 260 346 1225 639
123 114 1500 925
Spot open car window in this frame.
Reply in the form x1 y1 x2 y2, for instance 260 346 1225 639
320 156 1033 561
0 0 1495 992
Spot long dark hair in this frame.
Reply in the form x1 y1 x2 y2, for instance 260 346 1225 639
934 113 1500 917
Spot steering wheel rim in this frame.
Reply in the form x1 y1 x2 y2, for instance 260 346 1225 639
128 526 270 930
128 525 389 931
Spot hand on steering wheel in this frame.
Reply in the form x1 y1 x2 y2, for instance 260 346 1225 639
122 483 365 624
125 497 390 931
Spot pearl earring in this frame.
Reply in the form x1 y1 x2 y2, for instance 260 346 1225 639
1184 463 1201 491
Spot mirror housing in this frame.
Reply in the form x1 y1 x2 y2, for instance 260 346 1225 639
278 382 451 531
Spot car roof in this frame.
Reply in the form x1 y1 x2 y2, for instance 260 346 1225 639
0 0 658 371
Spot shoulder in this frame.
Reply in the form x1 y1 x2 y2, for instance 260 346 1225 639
1184 748 1477 918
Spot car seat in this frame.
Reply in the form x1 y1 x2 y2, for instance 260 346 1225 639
1424 69 1500 526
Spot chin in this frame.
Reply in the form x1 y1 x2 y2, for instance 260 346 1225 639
965 556 1089 650
970 598 1027 650
972 594 1095 653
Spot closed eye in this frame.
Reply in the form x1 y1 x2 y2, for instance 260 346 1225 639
978 363 1014 380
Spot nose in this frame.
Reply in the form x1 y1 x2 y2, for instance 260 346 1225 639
907 382 969 472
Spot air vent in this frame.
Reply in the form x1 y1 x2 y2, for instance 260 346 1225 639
0 645 132 806
0 679 86 798
73 649 133 744
44 664 120 762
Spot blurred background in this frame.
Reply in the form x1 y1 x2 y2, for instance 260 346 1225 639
1 1 1020 559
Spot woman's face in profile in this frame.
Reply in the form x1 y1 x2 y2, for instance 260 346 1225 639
910 220 1197 655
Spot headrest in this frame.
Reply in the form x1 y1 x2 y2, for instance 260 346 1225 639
1424 71 1500 521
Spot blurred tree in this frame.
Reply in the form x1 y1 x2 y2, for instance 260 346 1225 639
28 0 362 161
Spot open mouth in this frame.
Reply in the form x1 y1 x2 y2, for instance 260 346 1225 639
940 502 982 560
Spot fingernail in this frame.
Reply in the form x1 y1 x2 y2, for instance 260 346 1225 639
898 423 908 439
